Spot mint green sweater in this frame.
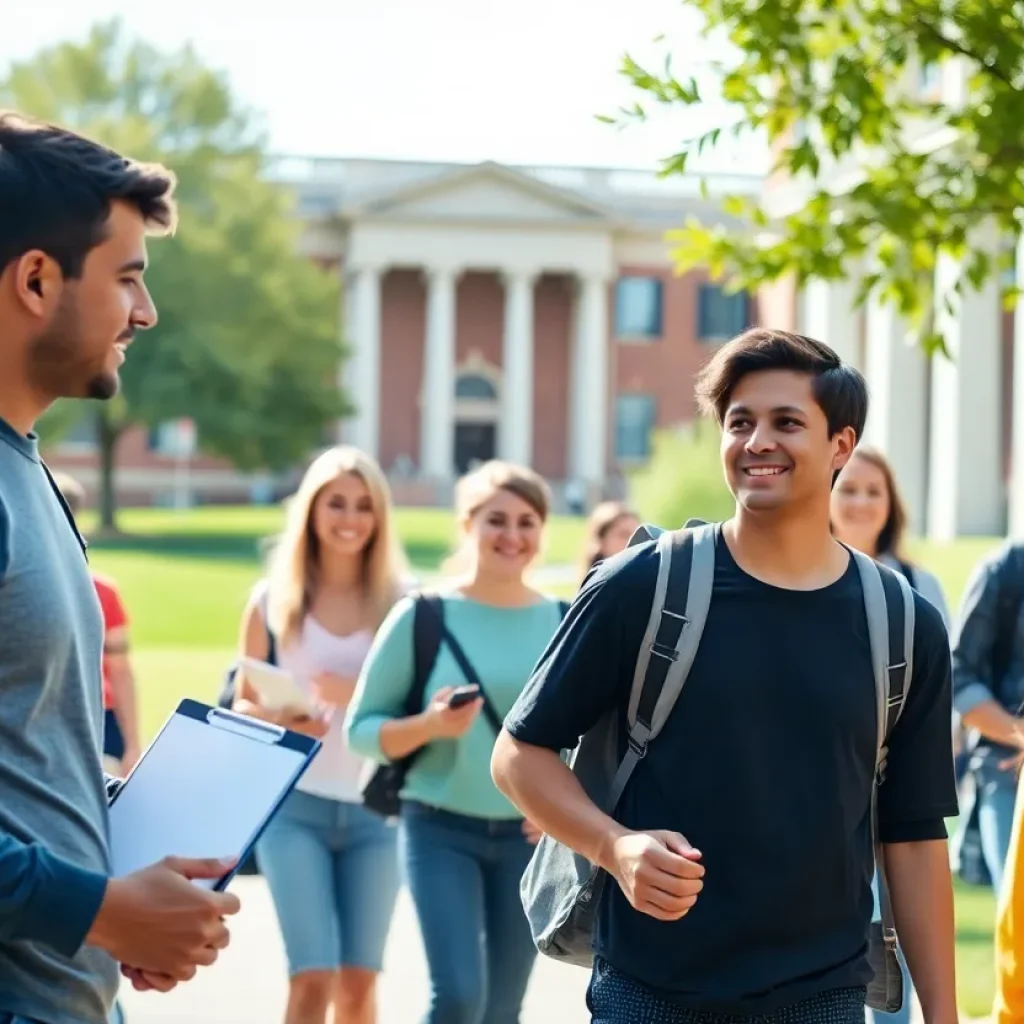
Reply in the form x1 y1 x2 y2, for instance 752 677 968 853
344 592 563 820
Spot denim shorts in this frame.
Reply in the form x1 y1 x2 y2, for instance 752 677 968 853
256 789 400 975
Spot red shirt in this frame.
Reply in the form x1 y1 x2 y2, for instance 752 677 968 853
93 574 128 709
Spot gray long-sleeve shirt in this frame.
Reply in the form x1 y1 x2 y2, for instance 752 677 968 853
0 418 118 1024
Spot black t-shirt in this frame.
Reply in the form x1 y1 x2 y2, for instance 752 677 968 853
505 528 959 1015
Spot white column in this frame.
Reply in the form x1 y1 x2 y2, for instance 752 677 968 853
568 274 610 487
928 231 1003 539
420 266 459 479
499 269 536 466
1010 235 1024 537
801 274 862 369
861 295 928 533
339 264 382 457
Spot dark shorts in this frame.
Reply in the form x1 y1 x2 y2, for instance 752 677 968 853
587 959 867 1024
103 707 125 760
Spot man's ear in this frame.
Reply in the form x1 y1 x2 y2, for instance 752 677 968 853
11 250 62 316
831 428 857 474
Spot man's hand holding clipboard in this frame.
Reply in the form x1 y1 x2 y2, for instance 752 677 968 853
91 698 322 992
86 854 241 991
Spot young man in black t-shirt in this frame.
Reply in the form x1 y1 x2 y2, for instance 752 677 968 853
492 329 959 1024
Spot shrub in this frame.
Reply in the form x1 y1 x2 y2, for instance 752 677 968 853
628 421 734 528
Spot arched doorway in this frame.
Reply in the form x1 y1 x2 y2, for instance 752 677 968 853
454 366 501 474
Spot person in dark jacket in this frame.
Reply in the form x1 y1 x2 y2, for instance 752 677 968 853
950 540 1024 893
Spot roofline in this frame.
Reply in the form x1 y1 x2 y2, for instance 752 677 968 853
266 151 764 184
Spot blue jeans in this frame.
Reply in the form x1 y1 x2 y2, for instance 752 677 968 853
256 789 400 974
401 801 538 1024
976 762 1019 894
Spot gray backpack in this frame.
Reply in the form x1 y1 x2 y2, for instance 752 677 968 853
519 520 914 1014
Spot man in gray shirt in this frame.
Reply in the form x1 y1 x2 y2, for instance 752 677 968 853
0 111 242 1024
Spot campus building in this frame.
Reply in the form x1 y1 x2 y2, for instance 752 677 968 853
45 157 761 510
759 56 1021 540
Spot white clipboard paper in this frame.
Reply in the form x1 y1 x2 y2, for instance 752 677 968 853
107 699 321 890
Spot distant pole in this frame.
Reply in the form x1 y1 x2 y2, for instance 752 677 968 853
173 417 196 510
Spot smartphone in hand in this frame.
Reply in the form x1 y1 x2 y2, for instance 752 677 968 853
446 685 481 709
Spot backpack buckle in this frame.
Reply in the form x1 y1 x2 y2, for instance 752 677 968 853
627 733 648 758
650 642 679 663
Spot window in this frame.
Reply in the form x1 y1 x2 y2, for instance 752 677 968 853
615 394 656 460
455 373 498 400
614 276 663 340
697 284 749 342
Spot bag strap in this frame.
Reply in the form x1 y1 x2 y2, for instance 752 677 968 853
606 522 716 814
40 460 89 562
851 550 915 956
405 593 445 717
414 596 503 733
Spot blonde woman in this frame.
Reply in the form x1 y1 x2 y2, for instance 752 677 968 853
234 446 408 1024
579 500 640 581
345 461 564 1024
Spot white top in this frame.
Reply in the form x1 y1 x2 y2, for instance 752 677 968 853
276 614 375 803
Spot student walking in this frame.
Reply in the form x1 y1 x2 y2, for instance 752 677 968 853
493 330 959 1024
346 460 564 1024
950 537 1024 894
232 446 408 1024
831 446 949 624
0 110 242 1024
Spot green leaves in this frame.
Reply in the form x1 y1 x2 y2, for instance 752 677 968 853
3 19 345 501
622 0 1024 350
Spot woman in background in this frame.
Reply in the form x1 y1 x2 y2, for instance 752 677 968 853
830 444 950 1024
234 446 408 1024
831 445 949 624
346 460 564 1024
578 500 640 582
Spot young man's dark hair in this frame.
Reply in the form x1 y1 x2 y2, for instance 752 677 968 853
0 110 177 278
492 325 959 1024
695 327 869 442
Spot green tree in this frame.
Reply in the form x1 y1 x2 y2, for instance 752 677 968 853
2 20 348 529
610 0 1024 352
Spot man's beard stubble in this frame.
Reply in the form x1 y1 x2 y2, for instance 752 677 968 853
27 291 119 402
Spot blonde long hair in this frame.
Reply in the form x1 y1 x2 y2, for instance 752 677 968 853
265 446 408 646
441 460 551 576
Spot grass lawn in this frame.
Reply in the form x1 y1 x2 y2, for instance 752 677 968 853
82 506 1005 1017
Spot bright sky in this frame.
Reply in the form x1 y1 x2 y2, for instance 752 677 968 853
4 0 766 173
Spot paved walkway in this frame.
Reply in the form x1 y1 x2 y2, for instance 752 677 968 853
119 878 939 1024
120 876 591 1023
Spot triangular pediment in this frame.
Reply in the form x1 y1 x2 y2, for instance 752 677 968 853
344 161 614 224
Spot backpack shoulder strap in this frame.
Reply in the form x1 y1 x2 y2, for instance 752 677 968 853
851 549 915 958
406 592 445 716
851 551 915 768
605 522 717 813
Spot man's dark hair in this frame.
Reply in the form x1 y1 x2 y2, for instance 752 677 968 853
0 111 178 279
694 327 869 440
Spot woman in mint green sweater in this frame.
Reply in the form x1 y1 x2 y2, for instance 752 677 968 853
344 461 564 1024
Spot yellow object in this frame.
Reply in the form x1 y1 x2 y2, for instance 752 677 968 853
994 770 1024 1023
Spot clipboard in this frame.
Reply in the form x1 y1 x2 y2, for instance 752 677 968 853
107 698 321 891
